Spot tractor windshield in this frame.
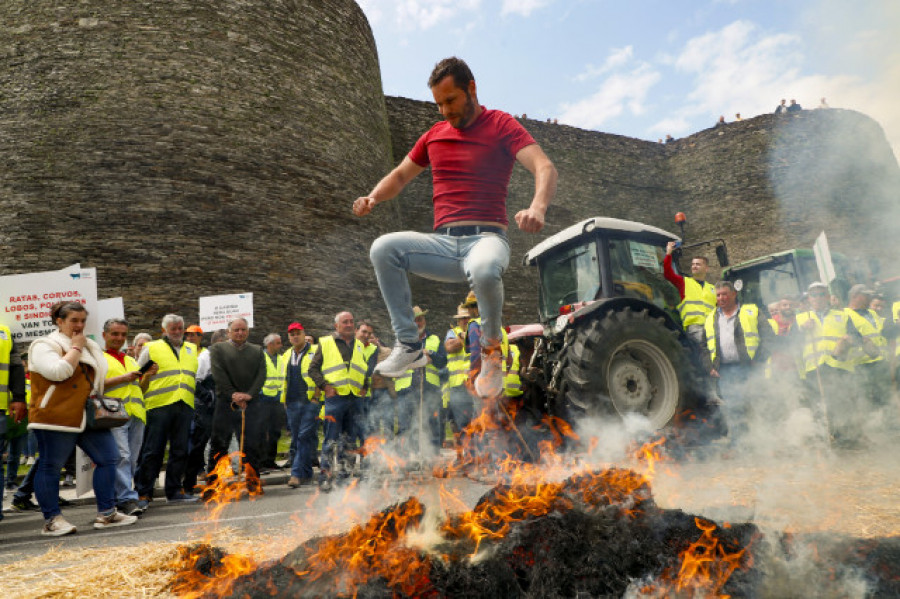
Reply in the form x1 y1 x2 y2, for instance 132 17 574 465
537 239 601 320
607 237 680 312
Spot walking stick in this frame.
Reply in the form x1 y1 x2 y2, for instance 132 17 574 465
239 404 247 481
418 368 426 459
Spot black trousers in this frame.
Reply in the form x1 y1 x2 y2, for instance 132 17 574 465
183 400 215 492
259 400 285 467
208 398 264 477
135 401 193 499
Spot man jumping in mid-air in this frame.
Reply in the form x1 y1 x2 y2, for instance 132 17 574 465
352 56 557 398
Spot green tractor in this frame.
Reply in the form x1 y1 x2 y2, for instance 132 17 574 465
721 248 863 308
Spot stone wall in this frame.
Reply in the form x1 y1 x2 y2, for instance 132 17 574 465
0 0 395 340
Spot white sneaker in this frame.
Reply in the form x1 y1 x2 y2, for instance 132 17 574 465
42 515 77 537
374 341 427 377
474 344 504 399
93 509 138 529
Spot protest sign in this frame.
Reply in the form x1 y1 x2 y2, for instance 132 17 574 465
199 293 254 331
0 264 100 342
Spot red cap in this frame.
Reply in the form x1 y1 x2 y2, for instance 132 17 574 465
287 322 304 331
185 325 203 334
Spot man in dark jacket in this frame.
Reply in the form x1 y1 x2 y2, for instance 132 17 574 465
208 318 267 487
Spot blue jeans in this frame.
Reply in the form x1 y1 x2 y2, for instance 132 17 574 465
33 428 119 520
447 386 476 432
396 387 444 453
285 400 320 479
319 395 355 480
367 388 394 438
111 417 144 504
369 231 509 343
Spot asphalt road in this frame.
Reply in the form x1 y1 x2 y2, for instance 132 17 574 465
0 470 493 563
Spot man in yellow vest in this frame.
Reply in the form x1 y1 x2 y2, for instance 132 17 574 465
259 333 286 472
282 322 320 488
703 281 773 446
843 284 895 414
0 323 27 522
444 304 474 434
101 318 147 517
135 314 200 505
797 282 858 444
208 317 267 488
665 242 717 345
394 307 447 454
308 311 374 491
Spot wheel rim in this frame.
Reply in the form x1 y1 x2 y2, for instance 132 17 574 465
605 339 679 428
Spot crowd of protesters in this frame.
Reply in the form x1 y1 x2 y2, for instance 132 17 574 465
1 290 530 537
665 242 900 451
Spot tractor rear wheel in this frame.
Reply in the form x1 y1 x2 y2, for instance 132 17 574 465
558 307 697 429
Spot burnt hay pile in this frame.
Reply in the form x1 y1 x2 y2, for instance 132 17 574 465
174 468 900 598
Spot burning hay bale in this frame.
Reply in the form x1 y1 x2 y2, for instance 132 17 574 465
171 468 759 598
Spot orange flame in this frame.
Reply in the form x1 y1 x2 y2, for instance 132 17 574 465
170 543 260 598
674 517 749 597
299 497 432 597
200 452 263 521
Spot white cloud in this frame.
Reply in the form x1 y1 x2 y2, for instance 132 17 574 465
501 0 552 17
574 46 634 82
359 0 482 31
559 64 661 130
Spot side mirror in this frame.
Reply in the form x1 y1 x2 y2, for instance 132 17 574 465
716 245 729 267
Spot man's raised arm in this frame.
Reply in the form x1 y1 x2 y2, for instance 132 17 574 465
352 156 427 217
513 143 557 234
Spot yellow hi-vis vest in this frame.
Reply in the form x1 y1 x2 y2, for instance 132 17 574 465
280 345 319 402
845 308 886 365
678 278 716 328
261 351 286 399
395 334 441 391
705 304 761 363
103 352 146 423
362 343 378 398
893 301 900 358
144 340 199 410
446 326 469 389
796 310 849 373
504 344 523 397
318 336 367 396
0 325 13 411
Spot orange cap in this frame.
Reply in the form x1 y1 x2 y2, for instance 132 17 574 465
185 325 204 334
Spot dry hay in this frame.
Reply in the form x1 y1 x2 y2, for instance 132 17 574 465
4 542 180 599
3 529 281 599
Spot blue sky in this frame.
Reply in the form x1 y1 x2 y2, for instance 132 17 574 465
358 0 899 156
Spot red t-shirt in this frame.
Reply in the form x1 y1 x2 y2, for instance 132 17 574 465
408 108 536 229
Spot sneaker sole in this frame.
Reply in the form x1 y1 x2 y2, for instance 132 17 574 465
94 517 138 529
42 526 77 537
375 354 428 378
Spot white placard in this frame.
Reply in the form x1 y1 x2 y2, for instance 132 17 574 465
0 264 100 343
813 231 837 284
75 447 95 498
199 293 254 331
630 242 661 271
